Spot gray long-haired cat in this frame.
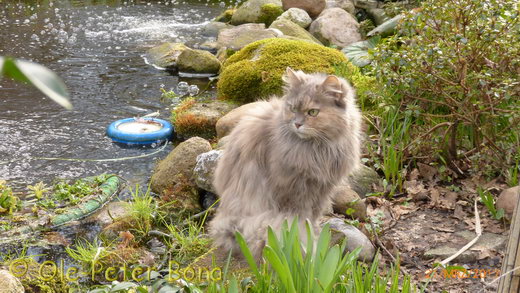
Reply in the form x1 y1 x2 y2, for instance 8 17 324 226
209 67 362 259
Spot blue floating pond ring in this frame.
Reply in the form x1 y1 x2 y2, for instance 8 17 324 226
106 118 174 145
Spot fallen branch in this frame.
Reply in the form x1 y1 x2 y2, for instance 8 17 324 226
439 199 482 266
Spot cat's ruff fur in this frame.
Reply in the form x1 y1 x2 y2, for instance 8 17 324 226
209 68 362 259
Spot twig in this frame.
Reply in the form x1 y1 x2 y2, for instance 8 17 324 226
149 230 172 238
369 222 409 276
439 199 482 266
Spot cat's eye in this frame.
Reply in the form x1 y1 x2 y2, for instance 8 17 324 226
288 104 297 113
307 109 320 117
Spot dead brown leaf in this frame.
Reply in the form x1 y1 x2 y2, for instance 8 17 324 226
418 162 438 182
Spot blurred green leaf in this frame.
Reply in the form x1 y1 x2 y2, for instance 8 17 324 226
0 56 72 109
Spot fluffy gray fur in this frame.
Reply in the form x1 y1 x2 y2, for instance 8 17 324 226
209 68 362 259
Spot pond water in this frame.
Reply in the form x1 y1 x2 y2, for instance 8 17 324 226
0 0 225 189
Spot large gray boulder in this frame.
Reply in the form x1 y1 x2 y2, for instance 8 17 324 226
269 18 322 44
150 137 211 194
309 8 361 48
177 49 221 74
217 23 279 51
277 8 312 28
145 42 189 69
231 0 283 25
325 0 355 14
202 21 233 38
282 0 326 18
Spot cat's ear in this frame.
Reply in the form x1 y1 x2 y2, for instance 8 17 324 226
282 67 302 86
321 75 347 108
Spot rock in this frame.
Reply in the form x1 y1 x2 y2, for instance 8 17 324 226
215 47 234 64
0 270 24 293
424 231 507 263
201 21 233 38
176 49 221 74
214 8 236 23
269 18 322 44
331 186 366 220
282 0 326 18
145 42 189 69
366 8 388 26
326 217 375 261
193 150 223 193
309 8 361 48
231 0 283 25
150 137 212 211
496 186 520 218
172 99 237 140
216 102 264 139
347 164 380 198
217 38 348 104
354 0 380 10
87 201 130 228
198 41 219 53
277 8 312 28
367 14 404 37
325 0 355 15
217 23 279 51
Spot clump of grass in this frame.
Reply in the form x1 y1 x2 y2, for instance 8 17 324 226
126 184 158 237
65 238 114 270
164 219 212 265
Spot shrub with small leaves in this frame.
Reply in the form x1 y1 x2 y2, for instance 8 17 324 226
373 0 520 176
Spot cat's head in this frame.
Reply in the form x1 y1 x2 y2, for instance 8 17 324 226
280 67 356 140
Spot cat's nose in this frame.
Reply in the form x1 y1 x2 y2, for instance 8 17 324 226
294 122 302 129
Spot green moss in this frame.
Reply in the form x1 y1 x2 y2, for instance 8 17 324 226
334 62 380 111
13 258 71 293
258 3 284 26
217 38 354 104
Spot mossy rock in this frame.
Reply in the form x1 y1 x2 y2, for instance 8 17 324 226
269 18 322 44
214 8 236 23
258 3 284 26
231 0 283 25
171 98 237 140
145 42 189 69
217 38 348 104
177 49 221 74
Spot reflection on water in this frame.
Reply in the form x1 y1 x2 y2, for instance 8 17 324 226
0 0 222 188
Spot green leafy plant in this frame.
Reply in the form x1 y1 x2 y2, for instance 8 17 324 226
0 56 72 109
235 218 417 292
373 0 520 176
27 181 51 200
342 36 381 67
0 180 20 215
478 187 504 220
